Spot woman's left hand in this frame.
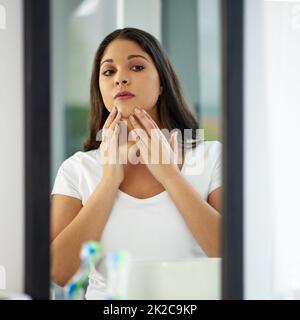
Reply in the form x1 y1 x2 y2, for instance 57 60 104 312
129 107 182 186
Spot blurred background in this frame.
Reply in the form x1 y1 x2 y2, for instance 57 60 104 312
51 0 222 186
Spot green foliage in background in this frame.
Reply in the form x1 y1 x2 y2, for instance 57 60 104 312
201 117 221 141
65 106 89 158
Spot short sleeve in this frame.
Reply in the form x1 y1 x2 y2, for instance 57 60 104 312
51 153 82 201
208 141 222 195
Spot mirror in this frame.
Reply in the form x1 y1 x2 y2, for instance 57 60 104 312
50 0 222 300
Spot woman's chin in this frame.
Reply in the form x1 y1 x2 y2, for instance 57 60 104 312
117 108 135 119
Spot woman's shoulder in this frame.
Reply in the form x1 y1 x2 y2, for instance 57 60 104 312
59 148 100 169
204 140 222 155
202 140 222 167
188 140 222 158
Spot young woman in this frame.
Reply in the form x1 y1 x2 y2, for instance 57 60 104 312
50 27 222 298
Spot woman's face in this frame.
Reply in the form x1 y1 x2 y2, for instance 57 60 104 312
99 39 163 120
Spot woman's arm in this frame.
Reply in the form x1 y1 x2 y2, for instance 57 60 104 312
50 176 119 287
162 174 222 257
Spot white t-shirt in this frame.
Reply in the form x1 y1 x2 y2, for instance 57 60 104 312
51 140 222 299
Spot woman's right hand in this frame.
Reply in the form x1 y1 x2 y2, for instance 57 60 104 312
99 107 124 186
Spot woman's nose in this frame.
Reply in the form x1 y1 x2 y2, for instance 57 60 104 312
115 79 128 85
115 71 129 85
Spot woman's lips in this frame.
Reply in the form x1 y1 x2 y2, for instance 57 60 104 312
115 95 135 101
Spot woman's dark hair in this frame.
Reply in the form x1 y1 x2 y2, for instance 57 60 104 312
84 27 201 151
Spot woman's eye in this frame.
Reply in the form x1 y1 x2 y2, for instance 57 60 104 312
102 69 114 76
102 65 144 77
132 65 144 71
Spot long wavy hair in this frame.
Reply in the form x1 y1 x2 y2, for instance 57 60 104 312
84 27 201 151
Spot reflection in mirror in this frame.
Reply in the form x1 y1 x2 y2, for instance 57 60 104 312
50 0 222 300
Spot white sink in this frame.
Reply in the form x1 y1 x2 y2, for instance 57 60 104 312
126 257 221 300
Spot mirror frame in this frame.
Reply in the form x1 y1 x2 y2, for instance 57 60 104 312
24 0 244 300
221 0 244 300
24 0 50 300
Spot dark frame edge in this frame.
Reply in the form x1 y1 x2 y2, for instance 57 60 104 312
24 0 51 300
221 0 244 300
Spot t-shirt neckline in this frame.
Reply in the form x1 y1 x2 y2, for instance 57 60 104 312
117 188 168 203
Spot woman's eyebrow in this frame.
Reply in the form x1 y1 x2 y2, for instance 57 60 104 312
100 54 149 67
